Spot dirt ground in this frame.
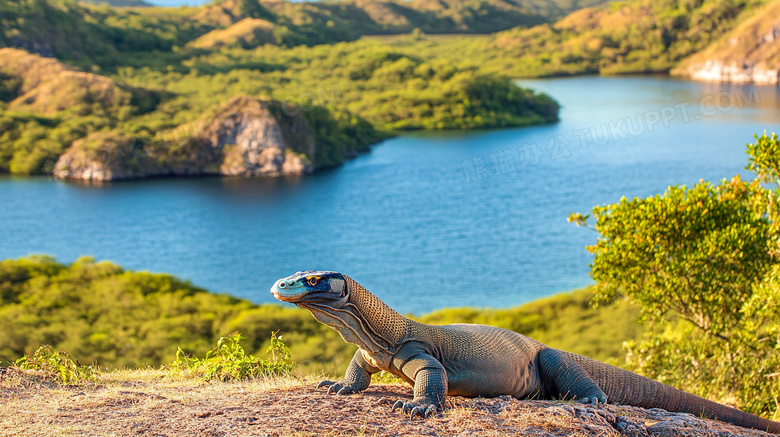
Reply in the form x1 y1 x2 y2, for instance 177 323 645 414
0 368 774 437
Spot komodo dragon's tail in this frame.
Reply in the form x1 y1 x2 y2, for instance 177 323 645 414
564 351 780 434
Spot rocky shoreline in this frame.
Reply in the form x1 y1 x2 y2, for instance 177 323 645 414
674 60 779 85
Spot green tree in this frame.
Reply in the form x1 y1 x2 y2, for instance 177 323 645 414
570 132 780 418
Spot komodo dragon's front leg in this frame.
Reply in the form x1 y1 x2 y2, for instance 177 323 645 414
319 344 446 418
318 350 379 395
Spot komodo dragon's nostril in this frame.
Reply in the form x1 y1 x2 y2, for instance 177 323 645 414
278 281 286 288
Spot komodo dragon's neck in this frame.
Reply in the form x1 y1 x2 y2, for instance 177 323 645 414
299 275 409 359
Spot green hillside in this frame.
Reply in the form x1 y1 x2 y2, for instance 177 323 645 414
479 0 769 77
0 256 643 373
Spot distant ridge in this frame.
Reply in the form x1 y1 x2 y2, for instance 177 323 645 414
78 0 152 6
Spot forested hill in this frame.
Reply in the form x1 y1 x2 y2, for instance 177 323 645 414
0 0 616 65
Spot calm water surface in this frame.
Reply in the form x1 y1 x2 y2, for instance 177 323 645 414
2 76 779 313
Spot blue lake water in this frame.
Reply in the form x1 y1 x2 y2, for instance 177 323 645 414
1 76 779 314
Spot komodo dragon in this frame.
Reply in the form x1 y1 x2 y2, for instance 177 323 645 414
271 271 780 433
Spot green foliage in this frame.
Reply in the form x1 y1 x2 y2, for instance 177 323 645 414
573 177 775 327
168 332 293 381
747 132 780 185
571 132 780 417
15 345 98 384
174 42 558 133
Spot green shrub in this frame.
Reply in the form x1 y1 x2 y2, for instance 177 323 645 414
167 332 293 381
14 345 98 384
571 132 780 417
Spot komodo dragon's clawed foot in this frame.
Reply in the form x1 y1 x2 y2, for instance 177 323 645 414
576 392 608 405
391 400 440 419
317 379 361 395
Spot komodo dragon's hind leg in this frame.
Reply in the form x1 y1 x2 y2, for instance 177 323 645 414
538 348 607 404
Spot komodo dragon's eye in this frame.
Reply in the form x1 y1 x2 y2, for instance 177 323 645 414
307 277 320 286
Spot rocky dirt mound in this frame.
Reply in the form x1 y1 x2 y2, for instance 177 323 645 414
0 368 773 437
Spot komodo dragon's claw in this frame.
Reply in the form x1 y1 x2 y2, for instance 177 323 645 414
578 393 608 405
392 400 440 419
318 379 359 395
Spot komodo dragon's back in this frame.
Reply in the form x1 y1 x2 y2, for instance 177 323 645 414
271 271 780 434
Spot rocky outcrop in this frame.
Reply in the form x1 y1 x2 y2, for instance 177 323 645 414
53 97 317 182
672 1 780 84
677 60 779 85
206 96 315 177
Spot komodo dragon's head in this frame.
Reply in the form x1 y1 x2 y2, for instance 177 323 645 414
270 270 347 305
270 271 405 360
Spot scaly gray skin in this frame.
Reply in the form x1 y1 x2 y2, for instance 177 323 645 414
271 271 780 433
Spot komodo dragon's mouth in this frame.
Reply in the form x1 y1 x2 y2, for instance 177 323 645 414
270 283 308 302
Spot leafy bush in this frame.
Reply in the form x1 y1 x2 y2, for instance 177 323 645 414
167 332 293 381
15 345 98 384
571 132 780 417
